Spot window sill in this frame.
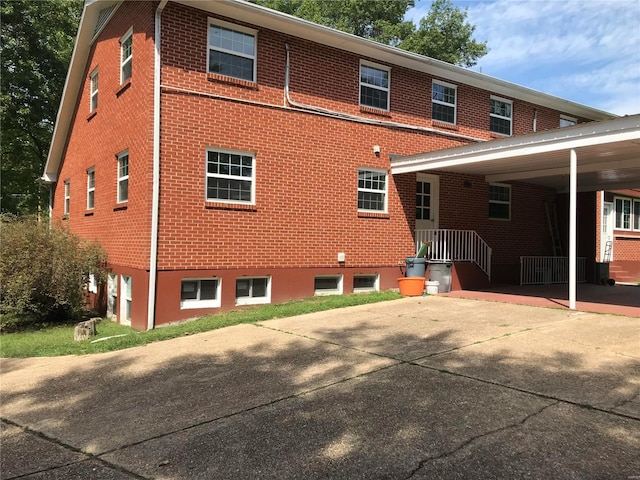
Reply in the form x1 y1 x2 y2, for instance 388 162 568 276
207 73 258 90
87 111 97 122
489 217 511 221
204 201 257 212
360 106 391 117
358 211 390 219
84 211 94 217
432 120 459 131
113 204 128 211
116 80 132 97
614 233 640 239
490 132 511 139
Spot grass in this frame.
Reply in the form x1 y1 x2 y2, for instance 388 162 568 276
0 291 402 358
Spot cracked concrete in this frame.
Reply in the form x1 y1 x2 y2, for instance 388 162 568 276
1 296 639 479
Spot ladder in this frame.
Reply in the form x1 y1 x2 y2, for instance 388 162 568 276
603 240 612 263
545 201 563 256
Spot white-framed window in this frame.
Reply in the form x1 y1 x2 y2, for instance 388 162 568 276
63 180 70 215
489 183 511 220
120 275 132 326
432 80 456 124
560 115 577 128
117 151 129 203
88 274 98 294
615 197 632 230
490 96 512 136
353 274 379 292
634 199 640 231
358 168 387 213
180 278 221 309
207 18 257 82
314 275 343 296
107 273 117 319
206 149 255 204
236 276 271 306
90 68 98 112
87 168 95 210
360 61 390 111
120 28 133 83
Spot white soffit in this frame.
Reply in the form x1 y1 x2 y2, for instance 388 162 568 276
391 115 640 192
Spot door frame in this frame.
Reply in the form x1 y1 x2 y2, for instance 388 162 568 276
416 173 439 230
601 199 614 262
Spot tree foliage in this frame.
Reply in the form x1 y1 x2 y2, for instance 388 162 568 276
0 0 82 215
0 215 107 325
256 0 487 66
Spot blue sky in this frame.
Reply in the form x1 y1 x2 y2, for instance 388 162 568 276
406 0 640 116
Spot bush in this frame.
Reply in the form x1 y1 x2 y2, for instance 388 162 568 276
0 215 107 325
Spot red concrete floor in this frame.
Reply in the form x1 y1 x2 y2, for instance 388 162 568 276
441 283 640 317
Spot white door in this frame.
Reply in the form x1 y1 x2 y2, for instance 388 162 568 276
107 274 117 320
120 275 132 326
601 202 614 261
416 173 439 230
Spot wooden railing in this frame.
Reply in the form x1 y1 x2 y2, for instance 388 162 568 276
520 256 586 285
415 229 492 280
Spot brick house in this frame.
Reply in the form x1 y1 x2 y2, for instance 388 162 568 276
42 0 639 330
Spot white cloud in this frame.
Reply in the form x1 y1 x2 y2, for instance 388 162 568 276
407 0 640 115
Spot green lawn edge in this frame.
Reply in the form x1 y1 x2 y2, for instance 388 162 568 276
0 291 403 358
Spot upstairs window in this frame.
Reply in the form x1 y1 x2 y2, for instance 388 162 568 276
64 180 70 215
432 81 456 124
357 168 387 213
90 69 98 112
120 29 132 83
206 149 255 204
490 96 512 135
560 115 577 128
117 151 129 203
489 183 511 220
208 19 257 82
360 61 390 111
87 168 95 210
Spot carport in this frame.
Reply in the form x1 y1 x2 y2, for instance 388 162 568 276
391 114 640 309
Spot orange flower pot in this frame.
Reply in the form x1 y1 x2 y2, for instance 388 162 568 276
397 276 425 296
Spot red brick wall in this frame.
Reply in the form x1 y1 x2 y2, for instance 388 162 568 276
52 1 156 271
53 1 597 326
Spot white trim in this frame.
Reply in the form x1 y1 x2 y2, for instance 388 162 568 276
235 276 271 306
207 17 257 83
314 275 343 295
180 278 221 309
634 198 640 232
89 68 98 112
107 273 118 320
614 196 633 230
359 60 390 111
489 95 512 136
86 167 95 210
432 80 457 125
120 27 133 84
117 150 129 203
205 148 256 205
63 180 70 215
357 167 388 213
120 275 132 326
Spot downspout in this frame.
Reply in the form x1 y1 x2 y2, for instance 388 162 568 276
148 0 168 330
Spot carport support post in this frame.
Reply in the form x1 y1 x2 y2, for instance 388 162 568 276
569 149 577 310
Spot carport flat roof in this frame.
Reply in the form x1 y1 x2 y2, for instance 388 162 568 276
391 114 640 192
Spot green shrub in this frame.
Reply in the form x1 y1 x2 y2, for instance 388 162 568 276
0 214 107 324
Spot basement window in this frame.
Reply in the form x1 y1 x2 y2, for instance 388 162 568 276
353 274 379 292
314 275 343 296
236 277 271 306
181 278 221 309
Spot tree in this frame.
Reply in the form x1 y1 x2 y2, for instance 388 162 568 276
0 215 107 325
400 0 487 67
255 0 487 66
0 0 82 215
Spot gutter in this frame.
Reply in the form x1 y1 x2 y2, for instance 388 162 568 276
147 0 169 331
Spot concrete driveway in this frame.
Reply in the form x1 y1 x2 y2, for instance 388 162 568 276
1 296 639 479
